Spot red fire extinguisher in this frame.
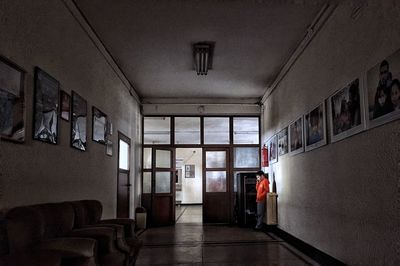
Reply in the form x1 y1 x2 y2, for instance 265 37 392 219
261 144 268 167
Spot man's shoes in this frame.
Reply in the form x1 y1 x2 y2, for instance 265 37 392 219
253 226 262 231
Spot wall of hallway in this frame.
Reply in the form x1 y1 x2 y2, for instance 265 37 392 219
0 0 142 218
262 2 400 265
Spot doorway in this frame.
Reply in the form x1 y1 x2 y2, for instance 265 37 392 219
175 148 203 223
117 132 131 218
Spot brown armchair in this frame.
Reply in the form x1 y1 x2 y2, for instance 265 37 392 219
2 206 97 266
31 202 128 266
70 200 142 265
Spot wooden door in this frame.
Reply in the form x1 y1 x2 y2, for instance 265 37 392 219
203 148 230 223
151 147 175 226
117 133 131 218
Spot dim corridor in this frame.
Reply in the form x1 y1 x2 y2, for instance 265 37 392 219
135 224 320 265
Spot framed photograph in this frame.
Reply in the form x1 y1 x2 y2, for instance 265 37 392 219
92 106 107 144
328 78 365 143
268 134 278 164
0 56 25 143
71 91 87 151
60 90 71 121
277 127 289 157
106 140 113 156
366 49 400 128
185 164 195 178
288 116 304 156
33 67 59 144
304 102 327 152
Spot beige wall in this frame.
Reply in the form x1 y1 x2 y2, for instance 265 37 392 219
0 0 142 218
262 2 400 265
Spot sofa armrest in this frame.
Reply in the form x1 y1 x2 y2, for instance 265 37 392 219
83 223 125 239
68 227 116 253
36 237 96 258
0 250 63 266
99 219 135 237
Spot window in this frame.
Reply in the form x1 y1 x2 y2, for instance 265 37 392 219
119 139 129 170
234 147 260 168
204 117 230 144
144 117 170 144
175 117 200 144
233 117 259 144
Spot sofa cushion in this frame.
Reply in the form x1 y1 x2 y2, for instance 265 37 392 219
5 206 45 252
31 203 75 238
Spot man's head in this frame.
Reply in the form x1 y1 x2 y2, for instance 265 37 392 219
256 170 266 180
379 60 390 84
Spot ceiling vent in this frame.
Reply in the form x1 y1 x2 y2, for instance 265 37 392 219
193 42 215 75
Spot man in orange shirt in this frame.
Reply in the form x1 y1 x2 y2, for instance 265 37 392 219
255 170 270 230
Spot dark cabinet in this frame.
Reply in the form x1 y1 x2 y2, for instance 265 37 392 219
234 172 257 227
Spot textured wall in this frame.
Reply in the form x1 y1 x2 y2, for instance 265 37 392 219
0 0 141 218
262 2 400 265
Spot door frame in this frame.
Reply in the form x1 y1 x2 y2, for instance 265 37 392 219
141 115 261 226
117 131 131 218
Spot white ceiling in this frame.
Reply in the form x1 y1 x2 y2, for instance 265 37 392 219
75 0 327 103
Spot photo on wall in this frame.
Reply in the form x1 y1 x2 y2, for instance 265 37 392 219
60 90 71 121
92 106 107 144
328 78 365 143
288 116 304 156
0 56 25 143
268 134 278 164
366 49 400 128
304 102 327 152
33 67 59 144
277 127 288 157
71 91 87 151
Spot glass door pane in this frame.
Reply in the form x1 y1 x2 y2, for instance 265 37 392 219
119 139 130 170
156 149 171 168
206 151 226 168
206 171 227 192
155 172 171 193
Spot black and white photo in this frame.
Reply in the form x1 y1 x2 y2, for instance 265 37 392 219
71 91 87 151
92 106 107 144
33 67 59 144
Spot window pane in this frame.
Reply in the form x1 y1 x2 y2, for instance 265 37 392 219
143 172 152 193
233 117 259 144
156 150 171 168
206 171 226 192
204 117 230 144
234 147 260 168
175 117 200 144
155 172 171 193
143 148 152 169
144 117 170 144
119 140 129 170
206 151 226 168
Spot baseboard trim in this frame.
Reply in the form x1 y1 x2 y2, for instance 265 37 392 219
267 226 347 266
178 203 202 206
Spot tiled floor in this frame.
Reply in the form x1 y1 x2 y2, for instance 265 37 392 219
176 205 203 224
136 224 320 265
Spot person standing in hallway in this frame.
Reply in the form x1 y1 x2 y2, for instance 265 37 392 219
255 170 270 230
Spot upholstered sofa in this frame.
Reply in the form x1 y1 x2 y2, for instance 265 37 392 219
0 200 142 266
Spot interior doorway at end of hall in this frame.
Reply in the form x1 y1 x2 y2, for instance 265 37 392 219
175 148 203 224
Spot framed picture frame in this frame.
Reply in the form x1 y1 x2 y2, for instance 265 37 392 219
106 140 113 156
304 102 327 152
288 116 304 156
268 134 278 164
278 127 289 157
60 90 71 121
0 55 26 143
33 67 59 144
328 78 366 143
71 91 87 151
92 106 107 144
365 48 400 129
185 164 195 178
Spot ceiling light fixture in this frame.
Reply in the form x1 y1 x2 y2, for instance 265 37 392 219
193 42 214 75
